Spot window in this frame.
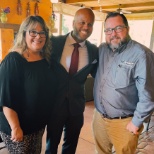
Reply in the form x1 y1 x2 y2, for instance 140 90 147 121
128 20 153 48
62 14 73 35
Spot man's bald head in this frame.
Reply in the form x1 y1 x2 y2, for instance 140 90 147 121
74 7 95 22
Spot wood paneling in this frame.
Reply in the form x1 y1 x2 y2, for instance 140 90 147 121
0 23 20 33
0 0 52 24
0 29 14 62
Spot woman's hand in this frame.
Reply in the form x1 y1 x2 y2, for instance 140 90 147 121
11 126 23 142
3 106 23 142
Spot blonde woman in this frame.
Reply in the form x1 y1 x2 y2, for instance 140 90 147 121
0 16 57 153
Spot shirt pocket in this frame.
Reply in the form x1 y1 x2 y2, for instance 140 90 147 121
115 61 134 88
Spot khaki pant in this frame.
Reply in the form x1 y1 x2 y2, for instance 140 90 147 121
92 109 143 154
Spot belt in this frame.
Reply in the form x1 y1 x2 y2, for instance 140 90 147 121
101 114 133 119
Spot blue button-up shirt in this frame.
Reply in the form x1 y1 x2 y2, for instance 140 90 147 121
94 39 154 127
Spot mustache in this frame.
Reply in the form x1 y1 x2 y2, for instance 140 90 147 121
110 36 121 40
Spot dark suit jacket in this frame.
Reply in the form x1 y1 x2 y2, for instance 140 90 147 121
51 33 98 115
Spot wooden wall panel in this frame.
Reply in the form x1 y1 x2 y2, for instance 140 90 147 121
0 0 52 24
0 29 14 62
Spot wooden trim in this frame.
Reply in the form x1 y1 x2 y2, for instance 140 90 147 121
0 23 20 33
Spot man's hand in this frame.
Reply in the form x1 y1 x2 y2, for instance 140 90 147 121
126 121 139 135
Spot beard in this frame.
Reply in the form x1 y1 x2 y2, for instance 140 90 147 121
72 27 91 43
107 36 129 51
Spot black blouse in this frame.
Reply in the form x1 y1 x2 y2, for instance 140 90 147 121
0 52 57 135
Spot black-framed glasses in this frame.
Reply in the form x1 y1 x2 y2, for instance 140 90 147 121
29 30 46 38
104 25 127 35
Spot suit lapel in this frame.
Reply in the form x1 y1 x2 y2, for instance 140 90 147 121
52 34 69 63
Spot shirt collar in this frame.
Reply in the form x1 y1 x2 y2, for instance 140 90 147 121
68 32 85 47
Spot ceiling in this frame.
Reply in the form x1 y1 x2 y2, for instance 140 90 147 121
63 0 154 14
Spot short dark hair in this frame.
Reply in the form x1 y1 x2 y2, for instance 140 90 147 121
105 12 129 27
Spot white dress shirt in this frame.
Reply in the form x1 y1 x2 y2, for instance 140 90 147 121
60 33 89 72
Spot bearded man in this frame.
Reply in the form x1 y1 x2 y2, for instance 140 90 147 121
92 12 154 154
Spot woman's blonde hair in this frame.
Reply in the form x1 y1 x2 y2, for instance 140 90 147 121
10 16 51 63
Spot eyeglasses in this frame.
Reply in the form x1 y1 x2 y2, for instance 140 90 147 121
104 25 127 35
29 30 46 38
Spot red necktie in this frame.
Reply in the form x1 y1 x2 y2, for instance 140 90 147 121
69 43 80 75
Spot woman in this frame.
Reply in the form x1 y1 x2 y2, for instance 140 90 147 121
0 16 56 153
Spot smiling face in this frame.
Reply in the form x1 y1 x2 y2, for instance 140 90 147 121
25 23 46 54
72 8 95 43
105 15 129 51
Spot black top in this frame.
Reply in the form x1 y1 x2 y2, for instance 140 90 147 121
0 52 57 135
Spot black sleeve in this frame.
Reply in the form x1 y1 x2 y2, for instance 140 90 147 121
0 52 23 112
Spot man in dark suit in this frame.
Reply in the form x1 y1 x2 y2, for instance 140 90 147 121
46 7 98 154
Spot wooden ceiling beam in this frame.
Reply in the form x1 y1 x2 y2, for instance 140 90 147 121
132 9 154 13
66 0 96 3
63 0 154 14
92 2 154 11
